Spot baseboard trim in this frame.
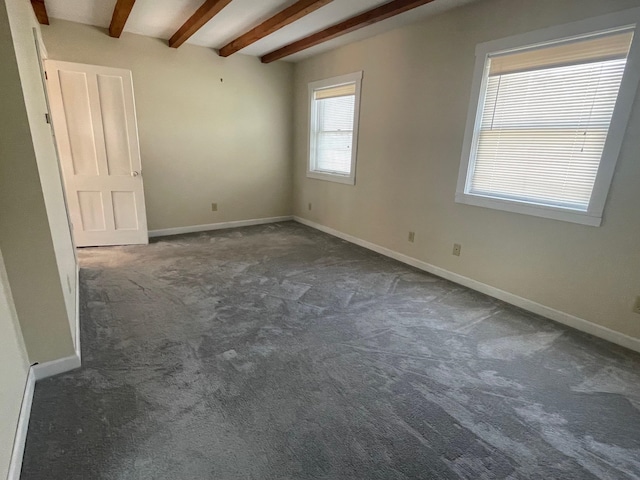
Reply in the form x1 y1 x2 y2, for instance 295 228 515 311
293 216 640 354
32 354 81 381
7 352 81 479
149 216 294 238
74 263 81 361
7 369 35 480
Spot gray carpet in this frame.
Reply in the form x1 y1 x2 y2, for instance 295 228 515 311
21 222 640 479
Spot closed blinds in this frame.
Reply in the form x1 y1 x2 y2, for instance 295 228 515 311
468 30 633 210
313 83 356 174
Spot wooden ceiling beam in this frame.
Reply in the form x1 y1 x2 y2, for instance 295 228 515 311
109 0 137 38
218 0 332 58
170 0 234 49
261 0 436 63
31 0 49 25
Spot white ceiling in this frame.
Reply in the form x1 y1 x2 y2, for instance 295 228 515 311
45 0 478 62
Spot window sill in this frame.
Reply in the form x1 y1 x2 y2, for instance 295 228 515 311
454 192 602 226
307 170 355 185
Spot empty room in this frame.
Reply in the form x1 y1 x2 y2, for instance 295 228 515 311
2 0 640 478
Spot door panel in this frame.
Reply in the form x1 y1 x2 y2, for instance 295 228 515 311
112 191 138 230
58 70 99 176
78 191 106 231
46 60 148 247
97 74 132 176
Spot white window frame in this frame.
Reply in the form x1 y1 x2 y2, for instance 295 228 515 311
456 8 640 226
307 71 363 185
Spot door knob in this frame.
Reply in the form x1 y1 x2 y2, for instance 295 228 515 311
131 171 140 177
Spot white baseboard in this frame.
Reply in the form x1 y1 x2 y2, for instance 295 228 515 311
32 354 81 381
7 369 35 480
7 352 81 479
149 216 294 238
75 264 81 361
293 216 640 354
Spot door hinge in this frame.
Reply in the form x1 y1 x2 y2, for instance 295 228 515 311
44 71 48 80
45 113 50 124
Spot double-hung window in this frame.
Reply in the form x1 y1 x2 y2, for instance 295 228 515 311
308 72 363 185
456 10 640 226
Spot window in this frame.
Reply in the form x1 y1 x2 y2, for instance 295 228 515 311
308 72 363 185
457 10 640 226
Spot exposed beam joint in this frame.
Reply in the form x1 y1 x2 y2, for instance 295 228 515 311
261 0 436 63
170 0 234 49
31 0 49 25
109 0 137 38
219 0 332 58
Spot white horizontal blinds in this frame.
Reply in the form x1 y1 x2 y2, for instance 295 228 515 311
314 83 356 174
470 30 633 210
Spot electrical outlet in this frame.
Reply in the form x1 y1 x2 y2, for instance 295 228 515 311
408 232 415 243
308 202 312 211
211 203 218 212
453 243 462 256
633 296 640 314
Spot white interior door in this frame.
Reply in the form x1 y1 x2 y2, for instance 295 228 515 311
45 60 148 247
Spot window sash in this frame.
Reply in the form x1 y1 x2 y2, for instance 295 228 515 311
456 10 640 226
313 93 355 175
466 31 632 212
308 73 361 184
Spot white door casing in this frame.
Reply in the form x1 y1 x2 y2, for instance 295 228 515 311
45 60 148 247
34 30 76 255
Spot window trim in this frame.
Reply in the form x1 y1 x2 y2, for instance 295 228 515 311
455 8 640 226
307 71 363 185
